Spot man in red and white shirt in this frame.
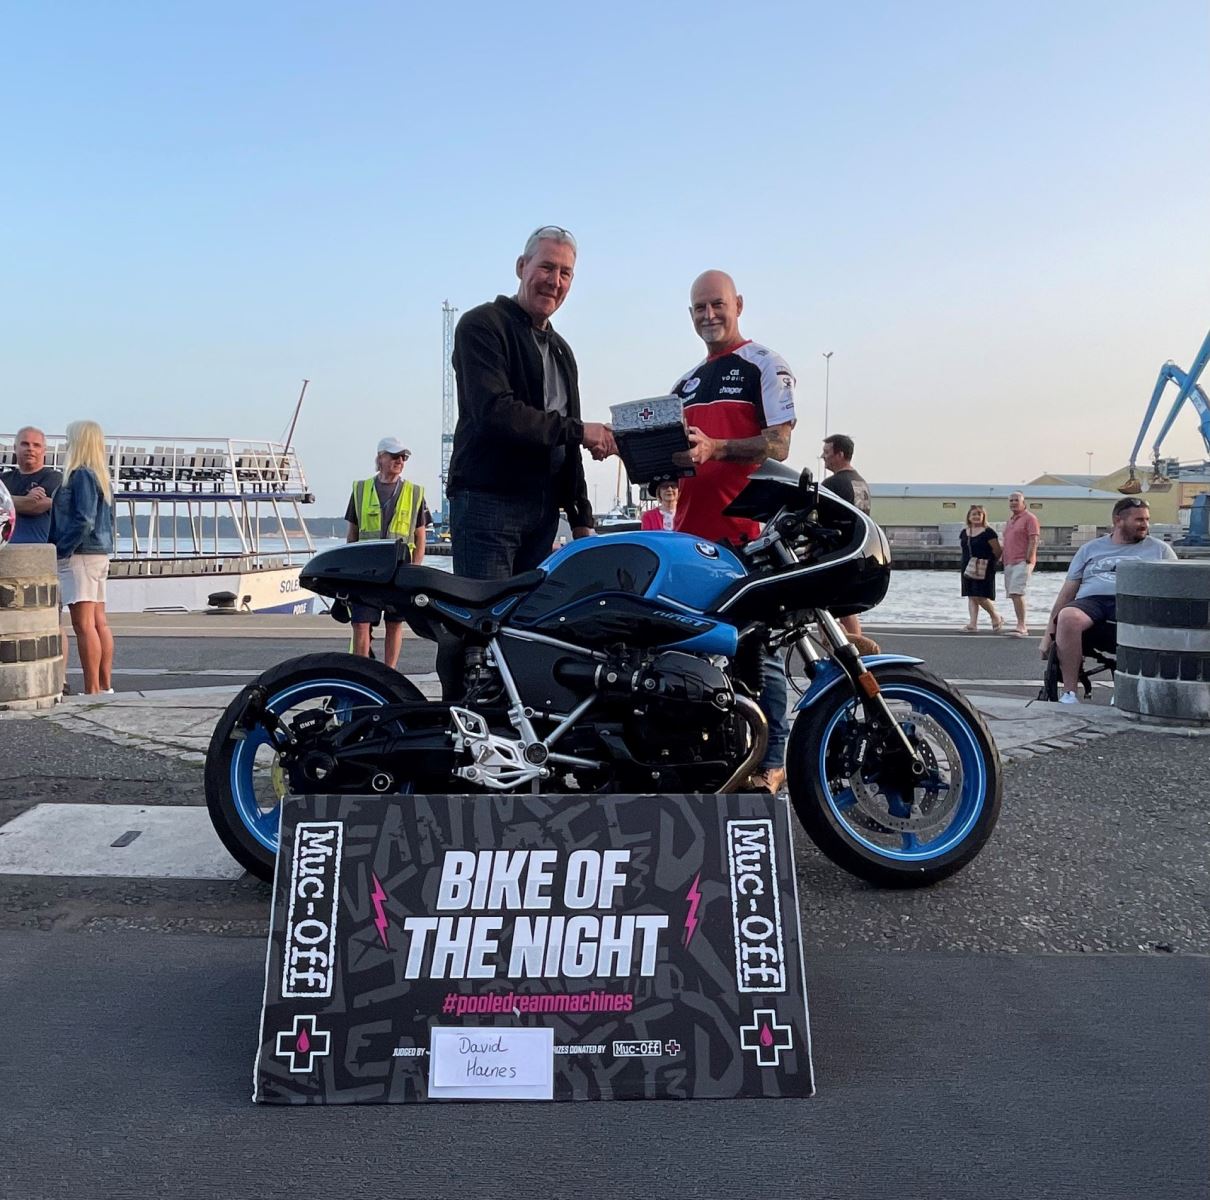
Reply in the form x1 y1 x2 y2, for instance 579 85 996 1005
669 270 797 793
670 271 797 545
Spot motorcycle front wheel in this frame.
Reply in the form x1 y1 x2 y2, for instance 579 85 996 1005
204 652 425 880
786 665 1001 888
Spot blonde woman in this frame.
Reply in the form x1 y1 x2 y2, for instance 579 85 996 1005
51 421 115 693
958 505 1004 633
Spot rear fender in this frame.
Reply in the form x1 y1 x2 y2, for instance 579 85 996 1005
793 654 924 713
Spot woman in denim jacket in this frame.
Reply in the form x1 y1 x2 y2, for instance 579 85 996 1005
51 421 115 694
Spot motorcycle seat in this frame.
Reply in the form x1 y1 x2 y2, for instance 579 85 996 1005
392 564 545 607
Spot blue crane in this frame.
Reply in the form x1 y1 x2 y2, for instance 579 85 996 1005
1119 328 1210 545
1120 327 1210 494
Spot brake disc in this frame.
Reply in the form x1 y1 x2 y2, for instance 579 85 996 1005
846 712 962 833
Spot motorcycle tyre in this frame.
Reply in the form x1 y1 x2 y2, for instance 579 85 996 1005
786 665 1002 888
205 652 424 880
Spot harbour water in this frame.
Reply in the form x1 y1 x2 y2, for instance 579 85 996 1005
299 539 1066 627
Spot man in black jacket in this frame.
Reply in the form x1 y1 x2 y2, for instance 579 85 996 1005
448 225 615 580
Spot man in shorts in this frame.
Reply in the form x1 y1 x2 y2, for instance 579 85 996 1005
344 436 430 669
1039 496 1176 704
1001 491 1040 636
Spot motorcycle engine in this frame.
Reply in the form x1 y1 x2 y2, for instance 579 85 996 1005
632 651 733 717
621 651 736 767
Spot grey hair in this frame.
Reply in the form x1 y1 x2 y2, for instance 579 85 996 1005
522 225 577 261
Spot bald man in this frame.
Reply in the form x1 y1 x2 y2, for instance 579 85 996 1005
670 271 797 543
669 270 797 793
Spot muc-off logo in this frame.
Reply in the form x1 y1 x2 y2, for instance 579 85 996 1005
612 1039 662 1058
281 821 344 998
726 819 786 993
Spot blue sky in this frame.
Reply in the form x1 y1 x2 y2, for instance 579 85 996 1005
3 0 1207 515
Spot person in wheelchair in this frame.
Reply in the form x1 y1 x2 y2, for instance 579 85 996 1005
1039 497 1176 704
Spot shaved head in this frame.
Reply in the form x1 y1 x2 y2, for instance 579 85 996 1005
689 270 743 352
690 269 737 303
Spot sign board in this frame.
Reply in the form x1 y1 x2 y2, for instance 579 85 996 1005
254 792 813 1103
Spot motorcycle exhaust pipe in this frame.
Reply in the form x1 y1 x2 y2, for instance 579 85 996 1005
718 695 769 794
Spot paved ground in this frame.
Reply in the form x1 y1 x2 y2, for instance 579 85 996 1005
5 932 1205 1200
3 618 1207 1195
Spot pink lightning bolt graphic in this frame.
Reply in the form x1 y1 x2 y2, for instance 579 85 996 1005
683 872 702 947
370 873 390 949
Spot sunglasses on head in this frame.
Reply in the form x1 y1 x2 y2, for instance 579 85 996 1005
530 224 577 249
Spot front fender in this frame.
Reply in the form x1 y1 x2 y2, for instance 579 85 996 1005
793 654 924 712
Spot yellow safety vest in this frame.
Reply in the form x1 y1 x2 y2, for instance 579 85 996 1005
353 477 423 551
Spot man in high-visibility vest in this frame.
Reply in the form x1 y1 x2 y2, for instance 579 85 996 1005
344 436 430 669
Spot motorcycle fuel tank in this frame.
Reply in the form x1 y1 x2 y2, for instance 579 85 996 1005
508 532 747 653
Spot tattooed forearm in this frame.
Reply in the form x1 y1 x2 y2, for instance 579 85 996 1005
716 424 793 464
762 424 792 462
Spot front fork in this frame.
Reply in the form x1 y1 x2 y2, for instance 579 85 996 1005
804 610 927 780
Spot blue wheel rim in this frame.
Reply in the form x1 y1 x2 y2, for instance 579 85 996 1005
816 683 988 863
228 678 394 854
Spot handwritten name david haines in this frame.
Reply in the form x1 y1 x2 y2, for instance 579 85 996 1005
399 849 669 980
458 1034 518 1080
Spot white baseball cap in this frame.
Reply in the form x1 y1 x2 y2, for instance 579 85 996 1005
377 437 410 456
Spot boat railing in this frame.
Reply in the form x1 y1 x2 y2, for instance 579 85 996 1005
1 433 317 560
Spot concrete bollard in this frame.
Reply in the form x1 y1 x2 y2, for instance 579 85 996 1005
0 543 65 710
1114 560 1210 726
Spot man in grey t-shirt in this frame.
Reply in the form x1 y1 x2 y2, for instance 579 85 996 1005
1040 497 1177 703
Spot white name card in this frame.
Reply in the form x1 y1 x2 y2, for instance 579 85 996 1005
428 1026 554 1101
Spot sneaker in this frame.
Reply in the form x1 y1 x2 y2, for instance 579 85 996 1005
745 767 787 794
1058 691 1081 705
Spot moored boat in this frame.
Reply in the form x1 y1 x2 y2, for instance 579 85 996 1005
0 433 321 614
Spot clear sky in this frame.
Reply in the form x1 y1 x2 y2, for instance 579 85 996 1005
3 0 1208 515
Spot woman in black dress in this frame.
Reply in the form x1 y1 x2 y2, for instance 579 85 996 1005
959 505 1004 632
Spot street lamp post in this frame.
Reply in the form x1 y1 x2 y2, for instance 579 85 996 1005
821 351 833 472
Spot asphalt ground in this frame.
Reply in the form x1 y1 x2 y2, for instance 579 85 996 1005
4 931 1204 1200
7 623 1205 1194
3 716 1204 951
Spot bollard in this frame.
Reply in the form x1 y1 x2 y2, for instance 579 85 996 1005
0 543 65 710
1114 560 1210 726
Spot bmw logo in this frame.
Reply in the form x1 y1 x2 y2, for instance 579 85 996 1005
694 542 719 559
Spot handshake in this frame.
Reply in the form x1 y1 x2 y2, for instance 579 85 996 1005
581 422 618 462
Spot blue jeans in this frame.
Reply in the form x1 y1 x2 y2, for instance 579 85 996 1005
759 649 789 770
450 488 559 580
439 489 559 699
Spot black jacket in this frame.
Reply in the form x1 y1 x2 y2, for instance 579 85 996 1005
447 295 594 529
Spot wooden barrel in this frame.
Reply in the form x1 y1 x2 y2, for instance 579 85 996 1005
0 543 65 710
1114 560 1210 726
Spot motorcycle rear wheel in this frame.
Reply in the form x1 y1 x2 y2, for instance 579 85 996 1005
786 665 1001 888
204 652 424 880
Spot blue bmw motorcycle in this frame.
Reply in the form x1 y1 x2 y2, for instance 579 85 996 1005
205 463 1001 886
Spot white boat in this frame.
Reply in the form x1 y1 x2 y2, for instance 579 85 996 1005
594 501 642 533
0 433 321 615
